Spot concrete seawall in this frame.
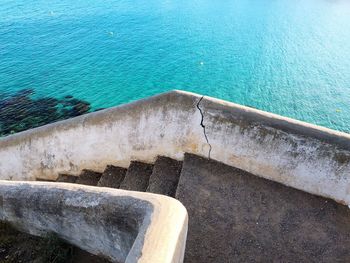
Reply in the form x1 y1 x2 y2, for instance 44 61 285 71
0 90 349 205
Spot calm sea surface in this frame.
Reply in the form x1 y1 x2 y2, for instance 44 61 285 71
1 0 350 132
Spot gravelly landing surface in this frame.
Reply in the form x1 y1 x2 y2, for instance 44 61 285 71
176 153 350 263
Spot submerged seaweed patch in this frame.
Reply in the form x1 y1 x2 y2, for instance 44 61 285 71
0 89 92 136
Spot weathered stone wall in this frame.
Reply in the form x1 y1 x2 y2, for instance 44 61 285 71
0 90 349 205
0 181 188 263
0 91 205 181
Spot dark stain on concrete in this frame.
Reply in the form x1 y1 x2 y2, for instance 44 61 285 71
334 152 350 166
0 221 111 263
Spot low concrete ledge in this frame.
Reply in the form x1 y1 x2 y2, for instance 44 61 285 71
0 181 188 263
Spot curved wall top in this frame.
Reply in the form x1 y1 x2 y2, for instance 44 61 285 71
1 90 350 205
0 181 188 263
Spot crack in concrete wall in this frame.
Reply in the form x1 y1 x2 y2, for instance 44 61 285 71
196 96 212 159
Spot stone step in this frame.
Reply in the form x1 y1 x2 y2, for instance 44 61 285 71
97 165 127 189
75 169 102 186
146 156 182 197
56 174 78 183
176 153 350 262
119 161 153 192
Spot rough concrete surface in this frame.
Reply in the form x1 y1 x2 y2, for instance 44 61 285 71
76 169 102 186
98 165 127 188
147 156 182 197
176 153 350 263
0 181 188 263
120 162 153 192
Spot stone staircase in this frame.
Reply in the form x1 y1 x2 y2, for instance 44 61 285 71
38 153 350 262
52 156 182 198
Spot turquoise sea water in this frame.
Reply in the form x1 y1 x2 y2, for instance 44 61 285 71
1 0 350 132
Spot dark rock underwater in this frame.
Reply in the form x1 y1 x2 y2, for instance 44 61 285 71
0 89 92 137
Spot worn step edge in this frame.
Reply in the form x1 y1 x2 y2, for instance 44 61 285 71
76 169 102 186
56 174 78 183
147 156 183 197
120 161 154 192
98 165 127 189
